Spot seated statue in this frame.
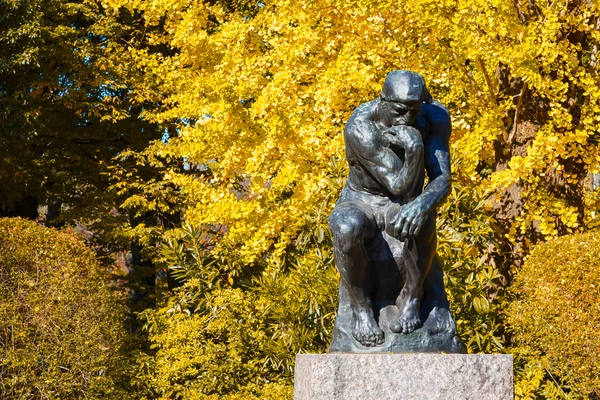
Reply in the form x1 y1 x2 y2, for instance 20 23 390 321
328 70 465 352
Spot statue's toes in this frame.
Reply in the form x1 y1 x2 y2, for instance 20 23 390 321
353 329 383 347
402 319 422 334
389 320 403 333
363 332 377 347
375 331 385 345
353 331 370 346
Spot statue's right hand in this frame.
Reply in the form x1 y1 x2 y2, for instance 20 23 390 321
385 199 428 240
381 125 423 154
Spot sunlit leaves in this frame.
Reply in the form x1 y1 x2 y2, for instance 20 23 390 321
95 0 600 397
508 232 600 398
0 218 133 399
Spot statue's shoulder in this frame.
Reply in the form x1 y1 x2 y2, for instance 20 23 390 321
422 100 450 126
422 100 451 140
344 100 378 141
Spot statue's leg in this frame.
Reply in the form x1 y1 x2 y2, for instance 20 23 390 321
390 212 436 334
421 254 461 336
329 201 384 347
423 255 450 310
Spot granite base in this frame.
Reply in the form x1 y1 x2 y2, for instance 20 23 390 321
294 353 513 400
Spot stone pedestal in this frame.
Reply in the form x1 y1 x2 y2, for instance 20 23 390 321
294 353 513 400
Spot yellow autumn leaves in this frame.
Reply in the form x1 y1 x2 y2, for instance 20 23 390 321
101 0 600 262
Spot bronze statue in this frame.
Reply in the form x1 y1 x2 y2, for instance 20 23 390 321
328 70 465 353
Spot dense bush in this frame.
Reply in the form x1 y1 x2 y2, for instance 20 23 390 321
438 182 507 354
0 218 133 399
508 232 600 398
130 167 342 400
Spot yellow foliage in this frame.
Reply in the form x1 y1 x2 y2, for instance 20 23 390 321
96 0 600 397
0 218 134 399
508 232 600 397
102 0 600 265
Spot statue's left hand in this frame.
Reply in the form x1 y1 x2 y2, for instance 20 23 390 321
385 200 429 241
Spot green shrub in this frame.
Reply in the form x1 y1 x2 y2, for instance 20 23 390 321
507 232 600 398
131 222 337 400
128 161 344 399
0 218 133 399
437 182 507 353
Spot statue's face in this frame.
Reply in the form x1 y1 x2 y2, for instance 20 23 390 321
382 99 422 126
380 70 427 126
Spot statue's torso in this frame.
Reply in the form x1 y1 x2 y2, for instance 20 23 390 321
344 100 430 199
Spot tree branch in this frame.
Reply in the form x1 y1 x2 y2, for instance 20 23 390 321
476 56 498 103
476 56 509 142
512 0 528 24
439 40 482 95
508 81 527 143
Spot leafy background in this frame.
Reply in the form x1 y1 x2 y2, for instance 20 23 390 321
1 0 600 398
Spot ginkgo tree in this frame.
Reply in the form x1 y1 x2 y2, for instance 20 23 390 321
104 0 600 261
98 0 600 398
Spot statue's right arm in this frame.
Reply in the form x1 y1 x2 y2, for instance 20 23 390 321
345 122 424 196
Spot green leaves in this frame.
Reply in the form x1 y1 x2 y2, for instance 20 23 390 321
437 176 508 354
0 218 134 399
507 232 600 398
472 295 490 314
161 223 219 285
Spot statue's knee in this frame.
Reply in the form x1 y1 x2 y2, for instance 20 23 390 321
329 210 366 253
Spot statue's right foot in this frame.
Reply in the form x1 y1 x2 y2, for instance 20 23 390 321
352 308 385 347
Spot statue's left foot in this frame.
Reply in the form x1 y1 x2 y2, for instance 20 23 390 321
390 299 422 334
390 314 422 334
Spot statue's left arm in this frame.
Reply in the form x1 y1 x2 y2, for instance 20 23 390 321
418 101 452 212
385 101 451 240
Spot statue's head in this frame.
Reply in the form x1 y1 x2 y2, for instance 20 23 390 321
379 70 431 126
